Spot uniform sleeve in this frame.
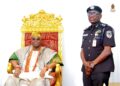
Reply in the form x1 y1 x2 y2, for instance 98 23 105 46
103 26 115 47
9 52 19 61
81 32 85 48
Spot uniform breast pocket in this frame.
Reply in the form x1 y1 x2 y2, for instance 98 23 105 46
82 36 88 42
95 35 103 46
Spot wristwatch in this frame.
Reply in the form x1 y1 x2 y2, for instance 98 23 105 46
90 62 95 68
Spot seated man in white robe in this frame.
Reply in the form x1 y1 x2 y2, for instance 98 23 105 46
5 32 62 86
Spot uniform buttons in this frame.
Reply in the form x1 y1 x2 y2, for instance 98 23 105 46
88 47 90 49
89 40 91 43
88 54 90 56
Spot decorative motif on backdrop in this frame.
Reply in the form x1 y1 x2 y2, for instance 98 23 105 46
111 4 115 12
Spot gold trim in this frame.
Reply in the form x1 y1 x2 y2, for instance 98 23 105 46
21 33 25 47
21 28 63 33
21 10 63 33
58 32 63 60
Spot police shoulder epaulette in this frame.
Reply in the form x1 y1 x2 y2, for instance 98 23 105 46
100 23 107 27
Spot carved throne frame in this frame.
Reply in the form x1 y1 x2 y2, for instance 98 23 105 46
21 10 63 86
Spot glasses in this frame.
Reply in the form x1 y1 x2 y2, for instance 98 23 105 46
87 11 100 16
32 37 40 41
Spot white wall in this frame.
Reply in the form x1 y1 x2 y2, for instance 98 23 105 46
0 0 120 86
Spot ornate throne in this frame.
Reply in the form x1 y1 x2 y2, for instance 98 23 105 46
7 10 63 86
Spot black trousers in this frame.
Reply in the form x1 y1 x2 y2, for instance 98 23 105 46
83 72 110 86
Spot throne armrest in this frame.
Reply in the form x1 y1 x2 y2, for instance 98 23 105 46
55 64 62 86
7 62 13 74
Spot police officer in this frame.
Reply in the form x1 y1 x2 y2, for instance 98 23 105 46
80 5 115 86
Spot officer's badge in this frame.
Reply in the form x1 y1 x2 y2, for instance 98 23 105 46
95 30 101 36
90 6 94 10
106 31 112 38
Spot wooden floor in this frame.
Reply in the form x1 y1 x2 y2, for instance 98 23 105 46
109 83 120 86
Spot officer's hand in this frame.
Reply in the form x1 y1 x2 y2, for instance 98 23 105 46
84 61 91 68
84 61 92 77
85 66 92 77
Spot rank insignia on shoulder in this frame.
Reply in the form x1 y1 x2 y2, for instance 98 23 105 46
106 30 112 38
101 23 107 27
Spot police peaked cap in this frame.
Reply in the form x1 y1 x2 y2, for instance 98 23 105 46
87 5 102 13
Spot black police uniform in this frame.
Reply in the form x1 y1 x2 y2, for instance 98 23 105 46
81 22 115 86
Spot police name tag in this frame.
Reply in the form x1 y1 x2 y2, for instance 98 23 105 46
92 39 96 47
